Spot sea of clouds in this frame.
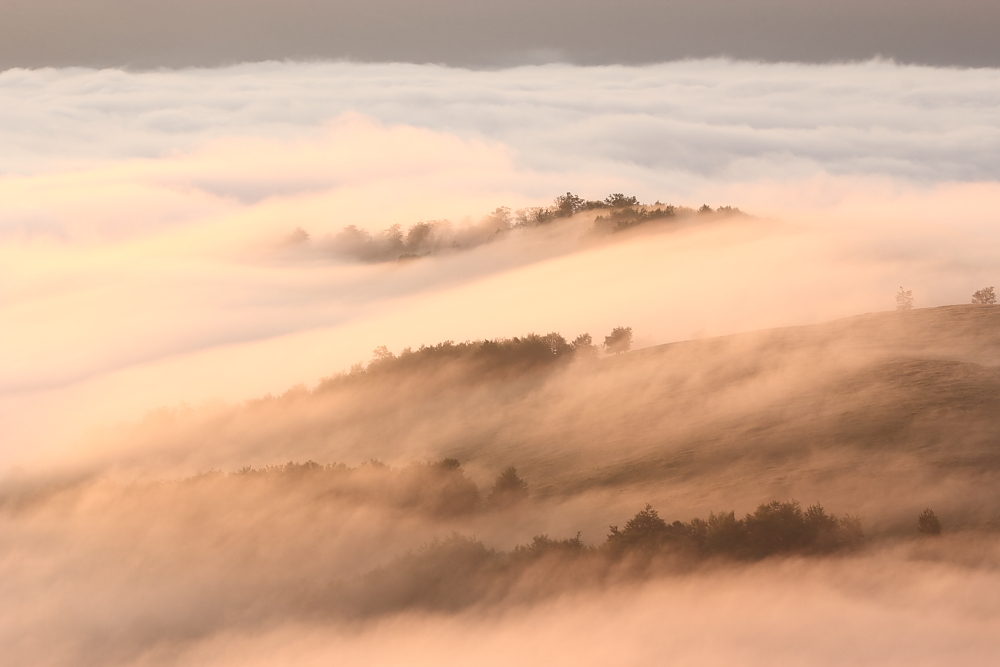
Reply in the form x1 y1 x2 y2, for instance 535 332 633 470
2 59 1000 465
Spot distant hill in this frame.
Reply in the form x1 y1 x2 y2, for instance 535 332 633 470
54 304 997 538
5 304 999 660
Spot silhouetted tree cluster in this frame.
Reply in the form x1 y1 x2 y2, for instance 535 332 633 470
592 201 744 234
330 214 508 263
606 500 863 560
593 204 677 233
972 286 996 305
343 497 864 617
323 192 747 262
316 327 634 393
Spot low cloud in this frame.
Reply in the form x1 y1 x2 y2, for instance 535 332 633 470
2 57 1000 515
3 60 1000 185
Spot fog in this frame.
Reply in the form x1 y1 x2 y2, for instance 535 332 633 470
4 299 1000 664
3 59 1000 665
148 549 1000 667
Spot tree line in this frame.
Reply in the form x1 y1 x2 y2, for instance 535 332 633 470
317 191 746 263
311 327 635 393
203 459 867 558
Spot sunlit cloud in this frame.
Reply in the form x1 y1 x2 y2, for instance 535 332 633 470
3 56 1000 667
3 61 1000 468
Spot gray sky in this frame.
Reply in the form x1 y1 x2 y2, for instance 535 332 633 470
2 0 999 69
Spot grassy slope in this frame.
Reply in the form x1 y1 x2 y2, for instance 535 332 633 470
83 304 1000 538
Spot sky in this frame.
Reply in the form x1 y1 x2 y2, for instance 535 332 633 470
3 0 1000 69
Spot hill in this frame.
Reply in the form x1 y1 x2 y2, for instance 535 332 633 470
4 304 1000 664
38 304 1000 537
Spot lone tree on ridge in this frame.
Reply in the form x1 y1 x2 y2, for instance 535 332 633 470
604 326 633 354
896 287 913 311
972 286 996 305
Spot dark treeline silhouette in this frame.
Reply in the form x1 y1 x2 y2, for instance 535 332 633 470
311 328 625 394
316 192 746 262
606 502 863 559
342 499 864 616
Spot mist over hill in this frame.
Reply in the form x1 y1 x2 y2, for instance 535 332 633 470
3 305 1000 664
288 192 744 264
5 11 1000 664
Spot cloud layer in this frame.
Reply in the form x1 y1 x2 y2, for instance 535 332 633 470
3 60 1000 185
3 0 1000 69
2 59 1000 468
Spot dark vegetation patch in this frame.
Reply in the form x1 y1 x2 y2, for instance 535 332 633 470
338 500 863 617
317 192 746 263
312 330 598 392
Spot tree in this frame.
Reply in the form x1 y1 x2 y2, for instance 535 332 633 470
698 204 713 214
572 333 599 358
604 326 633 354
741 500 809 557
487 206 512 230
896 286 913 311
607 504 669 551
287 227 310 244
972 286 996 305
488 467 528 508
554 192 586 217
917 508 941 535
604 193 639 208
